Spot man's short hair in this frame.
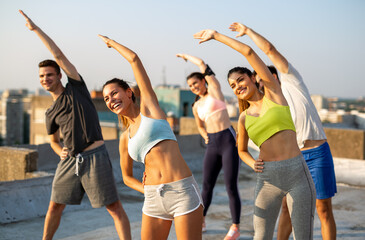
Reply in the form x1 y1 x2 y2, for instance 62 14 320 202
253 65 279 81
38 59 61 75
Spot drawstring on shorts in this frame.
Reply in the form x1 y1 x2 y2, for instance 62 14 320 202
156 184 165 196
75 153 84 176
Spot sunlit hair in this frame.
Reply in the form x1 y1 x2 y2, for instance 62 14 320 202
103 78 136 128
186 72 208 107
227 67 259 113
38 59 61 75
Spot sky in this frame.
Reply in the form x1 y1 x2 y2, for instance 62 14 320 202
0 0 364 99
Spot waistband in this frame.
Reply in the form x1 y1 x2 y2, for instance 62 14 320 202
73 144 106 177
144 175 196 191
260 154 305 169
74 144 106 158
301 142 329 155
208 126 235 136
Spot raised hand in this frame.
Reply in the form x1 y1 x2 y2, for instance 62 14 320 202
98 34 113 48
193 29 217 44
176 53 188 62
229 22 248 38
19 10 37 31
176 53 204 67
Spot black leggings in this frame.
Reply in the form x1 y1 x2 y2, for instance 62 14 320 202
202 127 241 224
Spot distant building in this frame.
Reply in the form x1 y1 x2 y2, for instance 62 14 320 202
311 95 328 112
154 85 196 118
30 92 120 145
0 89 29 145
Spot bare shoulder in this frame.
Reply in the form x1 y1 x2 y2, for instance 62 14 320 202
119 130 129 149
238 111 246 124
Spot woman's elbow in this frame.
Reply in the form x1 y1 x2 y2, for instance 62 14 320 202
122 177 133 188
242 46 254 57
127 52 139 63
263 42 275 55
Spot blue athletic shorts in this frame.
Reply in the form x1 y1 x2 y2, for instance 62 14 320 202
302 142 337 199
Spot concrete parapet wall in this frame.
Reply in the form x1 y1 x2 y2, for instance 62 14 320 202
334 157 365 187
0 147 38 181
179 117 199 135
179 117 365 160
0 136 205 224
1 132 364 224
179 117 238 135
324 128 365 160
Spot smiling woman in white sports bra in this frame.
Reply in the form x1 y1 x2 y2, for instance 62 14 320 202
177 54 241 240
99 35 203 240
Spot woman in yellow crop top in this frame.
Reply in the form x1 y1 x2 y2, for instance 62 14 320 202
176 54 241 239
99 35 203 240
194 28 315 240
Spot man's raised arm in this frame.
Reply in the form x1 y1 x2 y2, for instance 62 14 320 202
19 10 80 80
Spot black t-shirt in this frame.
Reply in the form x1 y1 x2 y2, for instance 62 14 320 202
45 76 103 156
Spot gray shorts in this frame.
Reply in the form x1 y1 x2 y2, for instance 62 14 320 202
51 144 119 208
143 176 203 220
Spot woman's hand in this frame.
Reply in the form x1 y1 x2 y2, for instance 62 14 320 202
176 53 205 67
98 34 113 48
60 147 69 161
229 22 248 38
19 10 37 31
176 53 188 62
193 29 217 44
204 135 209 145
254 158 264 173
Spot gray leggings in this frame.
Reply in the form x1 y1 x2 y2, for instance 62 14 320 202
254 154 316 240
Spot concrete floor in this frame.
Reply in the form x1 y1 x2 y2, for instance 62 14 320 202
1 163 365 240
1 135 365 239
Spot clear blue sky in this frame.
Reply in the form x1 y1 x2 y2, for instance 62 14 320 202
0 0 364 98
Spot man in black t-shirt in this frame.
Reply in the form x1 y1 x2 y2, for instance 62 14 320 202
20 10 131 240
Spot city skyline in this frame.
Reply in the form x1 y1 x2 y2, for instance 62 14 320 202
0 0 364 99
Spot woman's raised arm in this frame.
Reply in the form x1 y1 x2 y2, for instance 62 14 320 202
98 35 163 117
193 30 280 96
176 53 223 98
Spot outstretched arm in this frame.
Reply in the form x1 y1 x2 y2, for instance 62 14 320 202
229 22 288 74
19 10 80 80
176 53 223 99
194 29 279 94
176 53 207 72
98 35 163 118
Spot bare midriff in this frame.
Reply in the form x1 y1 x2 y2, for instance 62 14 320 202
259 130 302 162
301 139 327 151
205 109 231 133
143 140 192 185
83 140 105 152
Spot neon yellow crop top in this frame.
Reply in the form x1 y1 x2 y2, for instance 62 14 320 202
245 96 296 147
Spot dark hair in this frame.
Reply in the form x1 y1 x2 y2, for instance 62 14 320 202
103 78 136 128
253 65 279 80
38 59 61 75
227 66 253 79
186 72 207 107
227 67 259 113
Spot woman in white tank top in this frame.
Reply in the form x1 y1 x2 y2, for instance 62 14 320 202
99 35 203 240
